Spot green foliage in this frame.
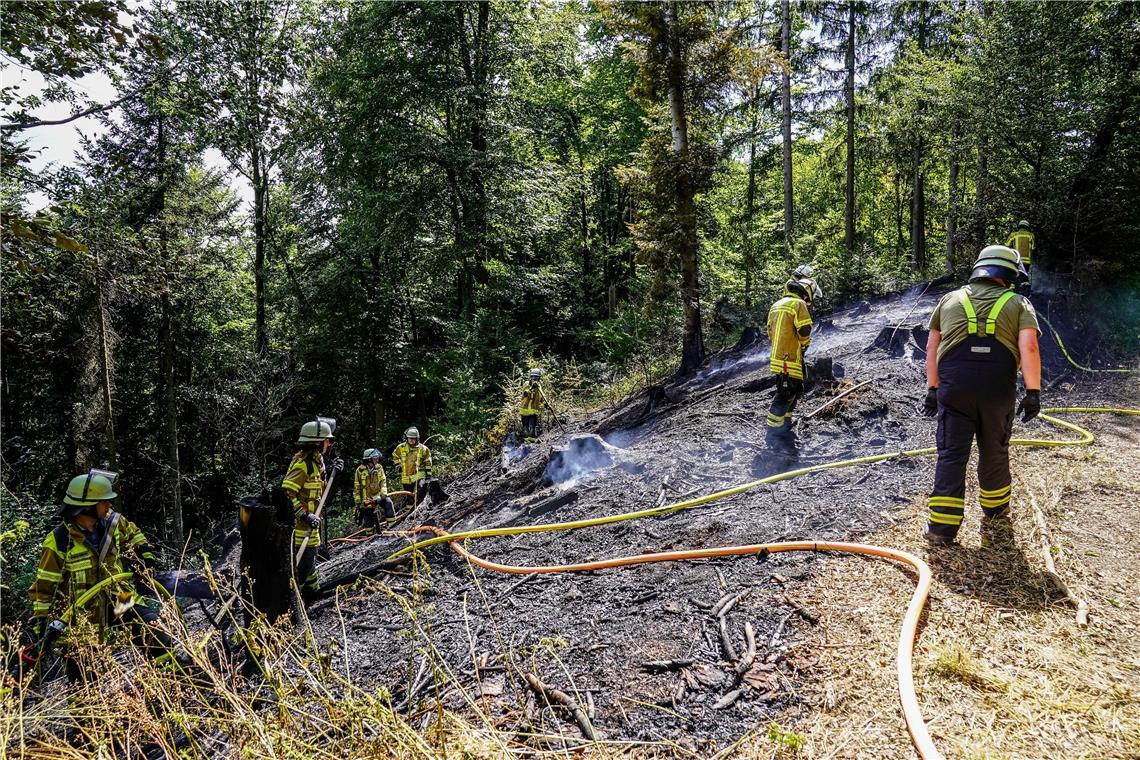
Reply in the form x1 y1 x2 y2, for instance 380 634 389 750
3 0 1139 568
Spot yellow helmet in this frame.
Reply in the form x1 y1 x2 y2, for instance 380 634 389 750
298 416 336 443
62 470 118 507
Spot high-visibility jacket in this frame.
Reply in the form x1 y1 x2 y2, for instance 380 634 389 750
392 442 432 485
282 452 325 547
354 464 387 506
1005 229 1035 265
28 516 155 633
767 293 813 380
520 385 547 417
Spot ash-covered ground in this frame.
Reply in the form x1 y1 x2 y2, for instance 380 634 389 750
278 285 1134 754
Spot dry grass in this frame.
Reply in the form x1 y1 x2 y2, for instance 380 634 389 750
726 413 1140 759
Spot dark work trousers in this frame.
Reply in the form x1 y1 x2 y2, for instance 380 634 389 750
926 337 1017 540
296 546 319 601
395 481 429 511
766 376 804 437
64 601 176 684
521 414 539 439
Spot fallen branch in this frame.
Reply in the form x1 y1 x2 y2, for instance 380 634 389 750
781 595 820 625
734 622 756 679
641 659 694 674
713 688 744 709
524 673 598 741
1025 483 1088 625
718 615 738 662
803 379 873 420
712 590 748 618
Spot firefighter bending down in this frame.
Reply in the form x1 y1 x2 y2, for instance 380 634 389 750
25 470 175 683
766 268 822 449
520 368 549 441
922 245 1041 547
283 417 342 602
354 448 395 533
392 426 432 509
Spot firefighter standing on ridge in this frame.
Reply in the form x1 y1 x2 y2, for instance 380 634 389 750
766 266 822 449
25 470 176 683
1005 220 1035 291
354 448 394 533
283 417 342 602
520 369 549 442
392 426 432 509
922 245 1041 547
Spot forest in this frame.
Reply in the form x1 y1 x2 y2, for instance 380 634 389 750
3 0 1139 612
2 2 1140 756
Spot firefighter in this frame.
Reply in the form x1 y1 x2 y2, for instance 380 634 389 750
354 448 394 533
25 470 175 683
520 369 549 441
922 245 1041 547
1005 220 1035 291
766 270 822 448
392 426 432 509
283 417 342 602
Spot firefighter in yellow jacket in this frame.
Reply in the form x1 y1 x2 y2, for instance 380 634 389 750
282 417 342 602
392 426 432 508
520 369 549 441
25 470 174 683
1005 220 1035 291
354 448 394 533
766 269 822 448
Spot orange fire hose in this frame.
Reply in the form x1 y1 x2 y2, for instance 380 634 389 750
414 525 940 759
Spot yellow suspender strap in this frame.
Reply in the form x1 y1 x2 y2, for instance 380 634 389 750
961 293 978 335
987 291 1017 335
962 291 1017 336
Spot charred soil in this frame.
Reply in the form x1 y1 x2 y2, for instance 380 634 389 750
282 287 1139 758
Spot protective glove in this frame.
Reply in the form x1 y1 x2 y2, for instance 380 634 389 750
923 387 939 417
329 457 344 473
302 513 321 530
1017 389 1040 422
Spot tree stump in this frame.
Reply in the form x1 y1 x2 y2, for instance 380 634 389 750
238 492 295 625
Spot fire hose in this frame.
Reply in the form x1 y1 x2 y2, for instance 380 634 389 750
387 407 1138 760
1037 314 1140 374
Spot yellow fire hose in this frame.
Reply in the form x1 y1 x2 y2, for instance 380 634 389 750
1037 314 1140 374
388 407 1138 759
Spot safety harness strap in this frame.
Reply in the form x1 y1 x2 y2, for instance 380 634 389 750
962 290 1017 336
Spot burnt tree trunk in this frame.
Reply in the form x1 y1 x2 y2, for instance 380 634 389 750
239 496 295 624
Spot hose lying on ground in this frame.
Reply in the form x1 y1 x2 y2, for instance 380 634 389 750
390 407 1138 760
1037 314 1140 373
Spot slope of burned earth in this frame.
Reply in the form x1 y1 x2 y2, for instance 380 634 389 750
304 287 1138 757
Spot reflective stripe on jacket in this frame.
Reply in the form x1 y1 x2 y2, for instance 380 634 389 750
282 452 324 546
1005 230 1035 264
27 517 153 632
392 442 432 485
767 294 813 380
354 464 387 506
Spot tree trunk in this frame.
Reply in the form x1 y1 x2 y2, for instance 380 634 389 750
946 117 960 276
909 3 928 273
238 495 295 624
94 250 117 470
155 112 183 550
975 136 988 252
781 0 794 260
844 0 856 262
910 160 926 271
251 144 267 356
666 0 704 375
744 113 758 311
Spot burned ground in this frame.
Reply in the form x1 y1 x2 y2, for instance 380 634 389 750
281 286 1137 757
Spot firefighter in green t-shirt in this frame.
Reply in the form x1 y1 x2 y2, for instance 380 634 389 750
921 245 1041 547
